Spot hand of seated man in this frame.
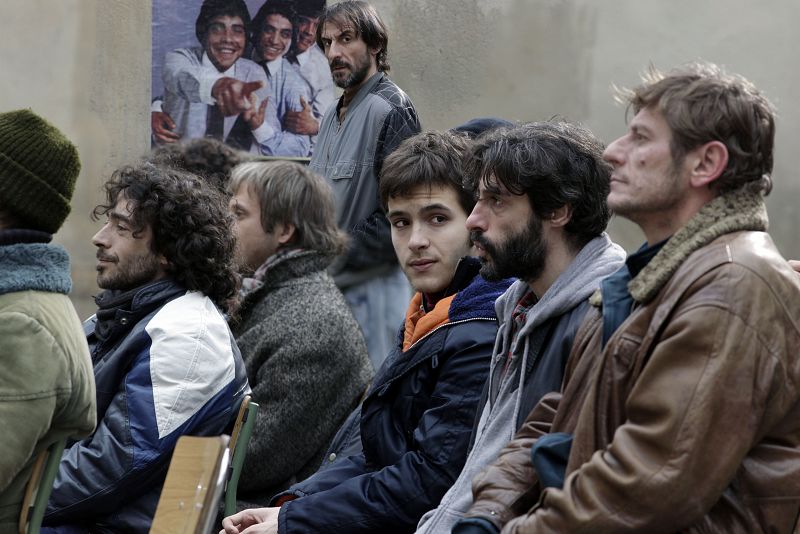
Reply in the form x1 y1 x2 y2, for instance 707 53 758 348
220 506 279 534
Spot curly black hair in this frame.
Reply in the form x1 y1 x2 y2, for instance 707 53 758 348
93 162 239 312
148 137 249 196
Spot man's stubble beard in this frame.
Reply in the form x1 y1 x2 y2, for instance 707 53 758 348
331 55 372 90
97 252 163 292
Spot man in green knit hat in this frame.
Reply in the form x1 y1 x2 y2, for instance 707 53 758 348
0 109 97 531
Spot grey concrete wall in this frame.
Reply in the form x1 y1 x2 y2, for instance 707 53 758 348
1 0 151 318
2 0 798 317
375 0 800 255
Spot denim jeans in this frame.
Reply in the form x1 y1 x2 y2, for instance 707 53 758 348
343 265 412 370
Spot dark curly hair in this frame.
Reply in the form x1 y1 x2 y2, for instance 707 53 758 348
464 120 611 250
148 137 249 196
251 0 297 45
93 163 239 312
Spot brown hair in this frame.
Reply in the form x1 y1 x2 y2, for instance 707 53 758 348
379 130 473 214
316 0 389 72
228 161 346 256
618 62 776 195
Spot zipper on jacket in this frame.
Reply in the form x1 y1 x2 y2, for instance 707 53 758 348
405 316 497 352
375 317 496 397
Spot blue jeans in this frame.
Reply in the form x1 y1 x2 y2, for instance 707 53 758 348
343 266 411 370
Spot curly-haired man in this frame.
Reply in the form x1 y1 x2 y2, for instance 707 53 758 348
43 163 249 532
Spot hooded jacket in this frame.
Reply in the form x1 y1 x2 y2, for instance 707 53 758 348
44 279 249 532
465 188 800 533
270 257 512 533
416 233 625 534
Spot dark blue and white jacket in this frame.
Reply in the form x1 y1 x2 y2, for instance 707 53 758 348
43 278 249 533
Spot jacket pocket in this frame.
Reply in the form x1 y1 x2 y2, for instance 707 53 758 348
604 333 643 430
330 161 356 181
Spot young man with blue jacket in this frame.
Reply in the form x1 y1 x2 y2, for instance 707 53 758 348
222 130 511 534
43 163 249 532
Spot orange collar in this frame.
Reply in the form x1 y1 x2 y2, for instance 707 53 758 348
402 292 456 351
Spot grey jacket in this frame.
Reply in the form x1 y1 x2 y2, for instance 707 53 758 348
309 72 421 288
231 250 373 505
415 234 626 534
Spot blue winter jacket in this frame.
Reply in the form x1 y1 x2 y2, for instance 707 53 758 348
271 258 513 533
43 279 249 532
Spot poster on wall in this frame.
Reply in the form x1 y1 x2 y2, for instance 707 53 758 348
151 0 334 158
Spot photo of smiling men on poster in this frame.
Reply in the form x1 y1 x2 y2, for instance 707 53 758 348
151 0 332 157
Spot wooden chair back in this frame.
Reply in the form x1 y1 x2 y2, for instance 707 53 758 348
18 437 67 534
149 435 229 534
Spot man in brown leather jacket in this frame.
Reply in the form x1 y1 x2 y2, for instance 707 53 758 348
455 62 800 533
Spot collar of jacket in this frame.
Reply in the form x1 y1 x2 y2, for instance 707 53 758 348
629 186 768 304
335 71 384 118
0 240 71 296
236 249 333 315
93 278 186 345
258 249 332 290
0 228 51 246
401 257 513 352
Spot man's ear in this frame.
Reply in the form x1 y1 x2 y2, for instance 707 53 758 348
689 140 729 189
548 204 573 229
277 222 296 246
158 253 171 272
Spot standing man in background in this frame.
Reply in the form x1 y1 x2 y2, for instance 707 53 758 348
308 0 421 367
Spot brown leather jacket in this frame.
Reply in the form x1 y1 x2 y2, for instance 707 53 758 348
465 189 800 533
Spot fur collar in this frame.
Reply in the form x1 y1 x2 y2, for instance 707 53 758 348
629 187 768 304
0 242 72 296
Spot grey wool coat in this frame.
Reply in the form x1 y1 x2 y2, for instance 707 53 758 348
230 250 372 505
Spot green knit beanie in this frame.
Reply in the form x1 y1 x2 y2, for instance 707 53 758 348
0 109 81 233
